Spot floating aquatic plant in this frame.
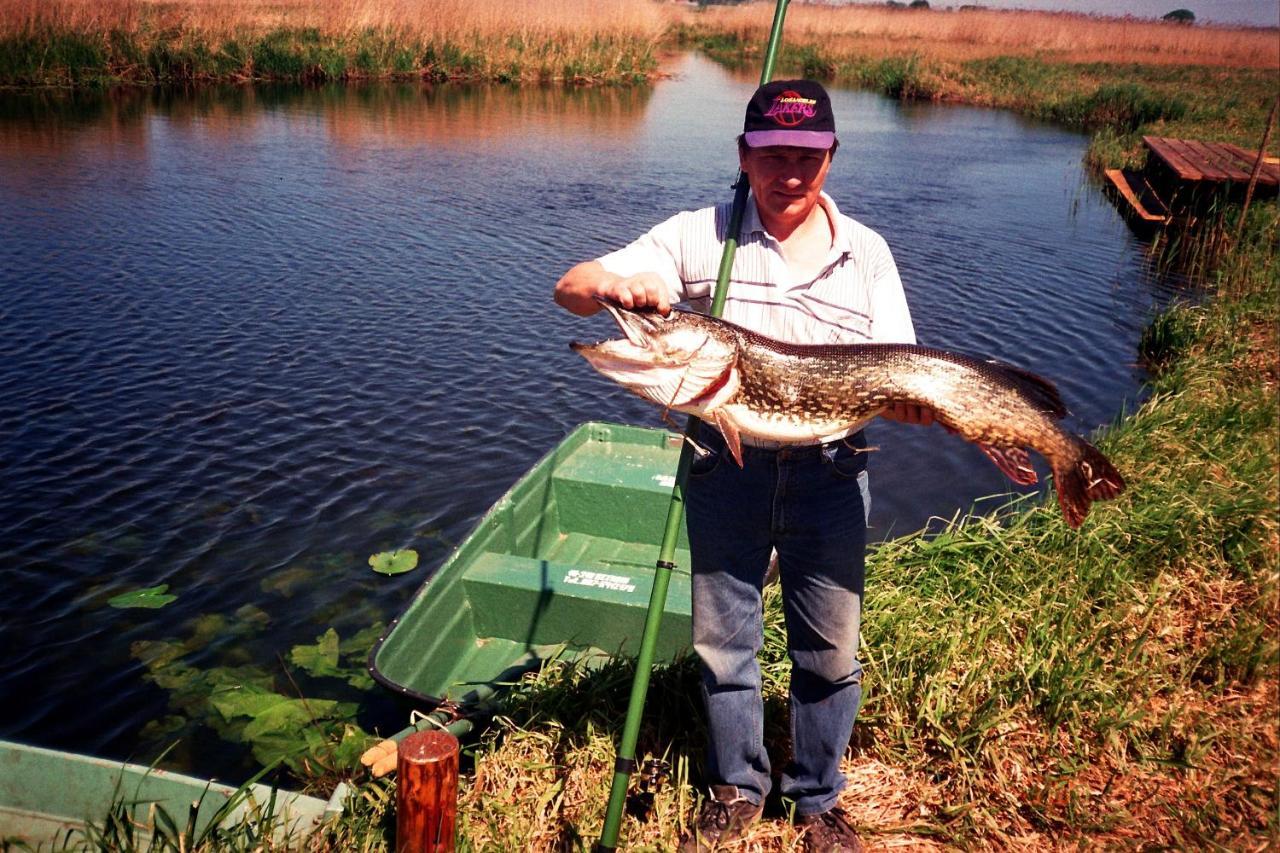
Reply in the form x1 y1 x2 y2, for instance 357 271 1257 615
109 584 178 609
131 617 386 782
368 549 418 575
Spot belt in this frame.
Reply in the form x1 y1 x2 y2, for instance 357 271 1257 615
738 429 862 450
693 422 866 455
737 430 865 453
738 436 815 450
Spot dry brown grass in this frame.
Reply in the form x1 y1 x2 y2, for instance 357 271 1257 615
0 0 668 40
455 576 1279 850
676 3 1279 69
6 0 1275 70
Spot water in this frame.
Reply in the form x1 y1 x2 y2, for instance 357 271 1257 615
0 54 1169 778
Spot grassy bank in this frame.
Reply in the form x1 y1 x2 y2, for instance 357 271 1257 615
678 6 1278 161
445 214 1277 851
0 0 664 86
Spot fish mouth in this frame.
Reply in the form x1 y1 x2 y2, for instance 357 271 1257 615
569 297 667 356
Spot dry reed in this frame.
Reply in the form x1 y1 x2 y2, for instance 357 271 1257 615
677 3 1279 69
0 0 669 85
0 0 667 40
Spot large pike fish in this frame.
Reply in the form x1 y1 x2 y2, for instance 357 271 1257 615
570 300 1125 528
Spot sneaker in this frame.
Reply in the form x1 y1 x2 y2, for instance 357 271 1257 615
678 785 764 851
797 806 864 852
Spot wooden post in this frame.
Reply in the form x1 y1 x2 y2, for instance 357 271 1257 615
395 729 460 853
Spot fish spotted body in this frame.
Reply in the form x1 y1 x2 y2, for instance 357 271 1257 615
570 300 1125 528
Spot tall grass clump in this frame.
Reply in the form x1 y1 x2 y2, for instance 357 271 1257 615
0 0 667 86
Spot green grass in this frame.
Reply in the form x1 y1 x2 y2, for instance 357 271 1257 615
684 29 1278 160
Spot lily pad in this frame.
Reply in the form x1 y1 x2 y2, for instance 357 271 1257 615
369 549 418 576
109 585 177 609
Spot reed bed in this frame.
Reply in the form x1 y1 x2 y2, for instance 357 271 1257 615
677 3 1278 69
0 0 667 85
4 0 1278 89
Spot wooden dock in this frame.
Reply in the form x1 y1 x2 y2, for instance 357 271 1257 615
1143 135 1279 188
1104 135 1278 233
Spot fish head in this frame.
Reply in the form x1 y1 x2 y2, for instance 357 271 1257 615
570 299 739 414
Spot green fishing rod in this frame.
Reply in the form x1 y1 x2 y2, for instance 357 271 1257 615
595 2 791 849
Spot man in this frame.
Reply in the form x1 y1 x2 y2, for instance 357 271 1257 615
555 80 929 852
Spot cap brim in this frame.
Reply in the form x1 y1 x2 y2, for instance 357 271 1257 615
743 130 835 149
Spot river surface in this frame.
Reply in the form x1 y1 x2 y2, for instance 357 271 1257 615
0 54 1169 779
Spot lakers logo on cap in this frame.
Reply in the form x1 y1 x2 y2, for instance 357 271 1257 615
763 91 818 127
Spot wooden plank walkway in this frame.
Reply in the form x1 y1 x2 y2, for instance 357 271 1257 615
1144 135 1280 187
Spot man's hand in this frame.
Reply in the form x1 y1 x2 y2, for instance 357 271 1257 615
598 272 672 315
554 262 671 316
882 402 935 427
881 403 962 435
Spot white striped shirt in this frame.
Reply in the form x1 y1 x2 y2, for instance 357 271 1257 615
597 192 916 346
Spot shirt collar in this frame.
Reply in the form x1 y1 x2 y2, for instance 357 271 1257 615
744 191 852 253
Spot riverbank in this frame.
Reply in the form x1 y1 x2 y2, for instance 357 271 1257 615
3 0 1277 94
675 5 1277 166
0 0 666 86
449 212 1279 849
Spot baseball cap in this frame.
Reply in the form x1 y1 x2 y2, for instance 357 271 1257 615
742 79 836 149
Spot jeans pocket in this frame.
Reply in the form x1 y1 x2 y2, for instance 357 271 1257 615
689 446 724 478
823 437 868 479
689 424 727 478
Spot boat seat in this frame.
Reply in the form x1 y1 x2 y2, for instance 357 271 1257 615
549 437 691 549
462 551 692 663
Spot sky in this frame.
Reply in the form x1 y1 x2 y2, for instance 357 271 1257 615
920 0 1280 27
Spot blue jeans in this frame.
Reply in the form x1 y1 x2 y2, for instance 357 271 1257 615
685 421 869 816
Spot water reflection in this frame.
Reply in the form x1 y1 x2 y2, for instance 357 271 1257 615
0 80 653 154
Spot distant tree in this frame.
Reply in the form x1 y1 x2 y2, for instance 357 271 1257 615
910 0 930 7
885 0 905 7
1162 8 1195 23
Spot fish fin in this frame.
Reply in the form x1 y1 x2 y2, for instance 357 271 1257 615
1051 439 1126 529
711 411 744 468
978 443 1038 486
989 360 1068 419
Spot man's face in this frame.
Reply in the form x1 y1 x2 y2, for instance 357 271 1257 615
739 144 833 225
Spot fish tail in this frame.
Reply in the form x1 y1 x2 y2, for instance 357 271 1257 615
1052 439 1126 528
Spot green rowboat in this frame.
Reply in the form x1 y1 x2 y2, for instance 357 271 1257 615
369 422 694 712
0 740 336 848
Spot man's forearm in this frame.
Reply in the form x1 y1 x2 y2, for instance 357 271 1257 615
554 261 616 316
554 263 673 316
